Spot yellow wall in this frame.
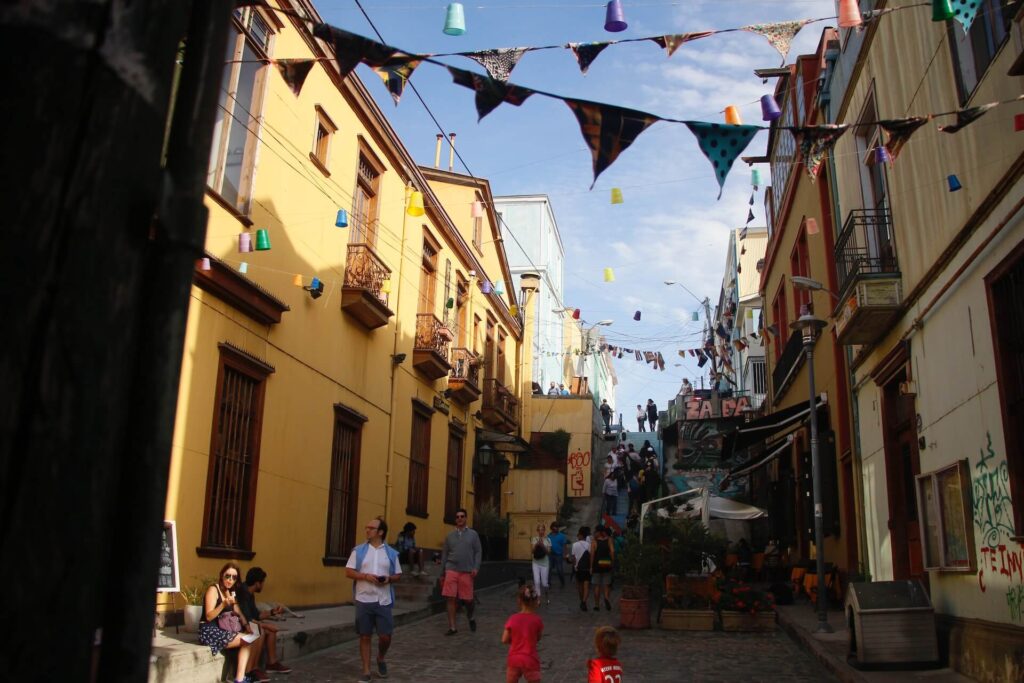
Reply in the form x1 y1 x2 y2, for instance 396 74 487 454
163 2 524 609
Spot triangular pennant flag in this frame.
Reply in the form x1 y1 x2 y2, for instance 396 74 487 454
568 42 611 75
465 47 529 82
684 122 761 199
678 350 686 358
564 99 660 188
689 349 696 357
742 20 812 63
657 352 666 370
746 208 755 224
373 54 422 105
798 124 850 180
740 227 748 240
716 323 729 339
950 0 982 32
313 24 401 81
938 103 998 134
635 350 642 361
879 117 929 160
650 32 715 57
274 59 316 97
448 66 535 121
697 350 708 368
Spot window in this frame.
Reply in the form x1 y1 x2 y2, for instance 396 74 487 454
419 231 439 314
855 95 889 212
473 193 485 252
407 403 433 517
769 86 796 225
791 228 811 314
986 241 1024 537
207 8 273 214
496 328 507 384
324 404 365 564
456 275 469 347
949 0 1015 102
444 428 465 523
310 106 336 176
485 317 496 379
749 357 767 395
200 343 273 558
916 461 976 571
351 144 384 246
770 282 788 362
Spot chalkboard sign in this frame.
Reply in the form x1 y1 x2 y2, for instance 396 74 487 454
157 520 180 593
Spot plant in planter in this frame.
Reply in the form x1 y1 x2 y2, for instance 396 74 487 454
614 533 664 629
714 576 777 631
658 519 727 631
179 575 215 632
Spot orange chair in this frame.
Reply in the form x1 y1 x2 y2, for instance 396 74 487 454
804 572 835 604
725 553 739 570
790 566 807 597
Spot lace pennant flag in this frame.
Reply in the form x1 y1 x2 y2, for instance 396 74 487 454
275 59 316 97
742 20 812 63
879 116 929 160
798 124 850 180
950 0 982 32
448 66 535 121
373 55 422 105
746 207 755 224
313 23 401 81
563 99 660 188
568 42 611 75
649 32 715 57
683 122 761 199
465 48 529 82
938 102 998 134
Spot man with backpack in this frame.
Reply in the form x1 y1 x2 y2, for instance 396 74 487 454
571 527 592 611
345 517 401 683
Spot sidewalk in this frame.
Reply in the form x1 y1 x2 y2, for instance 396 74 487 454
776 603 974 683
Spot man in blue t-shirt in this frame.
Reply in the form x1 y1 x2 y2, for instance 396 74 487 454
547 523 569 589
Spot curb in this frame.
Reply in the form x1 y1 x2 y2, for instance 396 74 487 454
775 609 863 683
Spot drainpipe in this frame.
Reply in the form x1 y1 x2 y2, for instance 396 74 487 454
383 184 414 516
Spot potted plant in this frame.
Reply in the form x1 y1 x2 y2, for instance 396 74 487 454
179 575 214 632
714 576 776 631
659 519 726 631
614 533 664 629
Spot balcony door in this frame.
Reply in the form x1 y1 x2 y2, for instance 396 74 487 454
419 233 439 314
854 96 895 268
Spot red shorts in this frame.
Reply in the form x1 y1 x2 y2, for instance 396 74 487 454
506 665 541 682
441 569 474 600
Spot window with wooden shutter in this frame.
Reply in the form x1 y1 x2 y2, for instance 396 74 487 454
407 402 433 517
444 427 465 523
324 404 366 564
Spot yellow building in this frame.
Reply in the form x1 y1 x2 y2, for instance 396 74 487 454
163 1 525 610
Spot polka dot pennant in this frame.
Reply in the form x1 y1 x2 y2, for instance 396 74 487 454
951 0 980 32
683 122 760 199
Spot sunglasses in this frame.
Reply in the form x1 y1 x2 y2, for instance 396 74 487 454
455 514 466 518
223 573 238 580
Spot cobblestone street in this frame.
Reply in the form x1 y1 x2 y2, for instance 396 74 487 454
283 577 838 682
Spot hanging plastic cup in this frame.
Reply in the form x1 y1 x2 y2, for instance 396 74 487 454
604 0 628 32
443 3 466 36
760 95 781 121
335 209 349 228
255 229 271 251
724 105 742 125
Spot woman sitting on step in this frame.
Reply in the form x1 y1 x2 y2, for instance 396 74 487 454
396 521 427 576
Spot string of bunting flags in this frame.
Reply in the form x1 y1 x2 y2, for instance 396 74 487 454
246 6 1024 197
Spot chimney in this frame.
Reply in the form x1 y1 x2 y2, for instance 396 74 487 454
448 132 456 172
434 134 443 168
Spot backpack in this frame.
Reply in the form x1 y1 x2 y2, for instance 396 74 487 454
575 548 591 571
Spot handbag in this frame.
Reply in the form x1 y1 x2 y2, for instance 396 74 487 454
217 610 242 633
532 541 547 560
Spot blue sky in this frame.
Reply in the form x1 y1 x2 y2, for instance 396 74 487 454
318 0 835 413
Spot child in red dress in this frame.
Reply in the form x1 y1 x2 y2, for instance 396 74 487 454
587 626 623 683
502 585 544 682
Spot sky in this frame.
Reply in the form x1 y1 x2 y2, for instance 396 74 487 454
317 0 836 414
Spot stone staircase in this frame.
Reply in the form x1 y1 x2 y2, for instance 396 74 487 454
391 563 443 609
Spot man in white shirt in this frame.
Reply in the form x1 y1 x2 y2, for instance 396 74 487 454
571 527 592 611
345 517 402 683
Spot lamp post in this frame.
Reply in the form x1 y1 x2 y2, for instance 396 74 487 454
789 307 832 634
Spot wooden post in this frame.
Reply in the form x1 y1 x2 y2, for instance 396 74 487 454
0 1 236 680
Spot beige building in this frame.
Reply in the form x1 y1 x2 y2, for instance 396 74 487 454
824 5 1024 680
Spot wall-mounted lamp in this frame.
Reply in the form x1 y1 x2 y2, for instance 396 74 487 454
495 455 511 482
477 442 494 467
304 277 324 299
392 353 407 364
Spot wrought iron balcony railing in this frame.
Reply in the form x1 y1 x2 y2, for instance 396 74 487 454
483 377 519 427
415 313 451 358
343 243 391 306
834 208 899 298
449 347 480 385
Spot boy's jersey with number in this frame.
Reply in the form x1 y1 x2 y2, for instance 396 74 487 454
588 657 623 683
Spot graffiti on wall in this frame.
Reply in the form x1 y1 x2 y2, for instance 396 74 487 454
973 432 1014 548
568 449 591 498
971 432 1022 622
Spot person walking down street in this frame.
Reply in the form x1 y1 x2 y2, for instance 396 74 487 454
198 562 264 683
587 626 624 683
589 526 615 611
547 523 568 589
571 527 592 611
345 516 401 683
635 404 646 432
441 507 482 635
547 381 558 395
602 470 619 517
396 522 426 576
599 399 612 434
530 523 553 604
502 585 544 683
236 567 292 675
646 399 659 433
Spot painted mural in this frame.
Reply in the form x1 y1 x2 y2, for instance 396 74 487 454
971 432 1022 623
672 396 749 500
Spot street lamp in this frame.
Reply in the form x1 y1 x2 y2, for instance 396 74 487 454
789 305 832 634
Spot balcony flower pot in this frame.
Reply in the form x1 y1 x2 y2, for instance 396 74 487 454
438 326 454 341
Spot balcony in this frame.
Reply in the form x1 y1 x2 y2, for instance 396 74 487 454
447 347 482 404
833 208 903 346
413 313 452 380
772 330 806 401
482 378 519 433
341 243 394 330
